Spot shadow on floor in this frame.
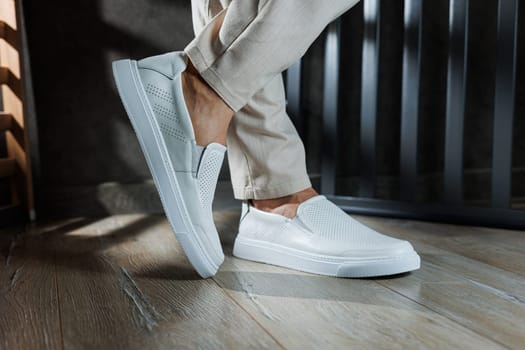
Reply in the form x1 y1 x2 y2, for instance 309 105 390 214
7 215 200 280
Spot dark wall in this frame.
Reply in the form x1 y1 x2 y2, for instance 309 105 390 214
23 0 524 212
25 0 195 187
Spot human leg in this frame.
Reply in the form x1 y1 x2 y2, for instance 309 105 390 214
112 0 420 278
189 0 333 217
185 0 420 277
185 0 360 112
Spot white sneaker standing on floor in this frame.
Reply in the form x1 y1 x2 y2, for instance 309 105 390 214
112 52 226 278
234 195 421 277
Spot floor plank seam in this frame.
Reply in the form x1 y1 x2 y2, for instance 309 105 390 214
211 275 288 350
5 234 17 267
442 249 525 279
95 226 165 334
387 222 525 278
463 277 525 305
231 271 276 321
373 279 512 350
54 250 65 350
423 260 525 306
9 265 22 290
118 266 163 332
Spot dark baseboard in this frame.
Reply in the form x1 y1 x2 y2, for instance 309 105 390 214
0 205 26 228
37 169 525 218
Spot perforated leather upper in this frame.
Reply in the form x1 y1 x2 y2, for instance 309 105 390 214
136 53 228 224
296 195 405 248
196 144 226 213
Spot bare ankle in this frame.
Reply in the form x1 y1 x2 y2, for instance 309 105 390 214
181 61 234 146
251 187 318 218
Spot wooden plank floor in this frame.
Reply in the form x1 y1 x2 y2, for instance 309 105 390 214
1 208 524 349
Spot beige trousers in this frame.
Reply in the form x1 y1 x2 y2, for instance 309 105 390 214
186 0 359 200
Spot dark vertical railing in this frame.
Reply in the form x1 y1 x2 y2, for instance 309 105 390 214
444 0 469 205
321 20 342 195
359 0 381 197
400 0 423 202
286 60 304 137
491 0 519 208
316 0 524 229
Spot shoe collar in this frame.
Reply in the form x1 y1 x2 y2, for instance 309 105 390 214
296 195 327 215
246 194 327 222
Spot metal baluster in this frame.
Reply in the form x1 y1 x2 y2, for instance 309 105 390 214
321 20 342 195
400 0 423 202
444 0 469 204
359 0 381 198
492 0 519 208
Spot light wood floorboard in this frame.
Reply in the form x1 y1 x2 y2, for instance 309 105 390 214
214 212 508 350
0 223 63 349
360 218 525 276
358 216 525 349
1 209 524 349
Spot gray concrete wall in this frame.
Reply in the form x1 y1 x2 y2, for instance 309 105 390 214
23 0 524 215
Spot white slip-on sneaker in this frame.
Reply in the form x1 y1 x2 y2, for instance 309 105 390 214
112 52 226 278
233 195 421 277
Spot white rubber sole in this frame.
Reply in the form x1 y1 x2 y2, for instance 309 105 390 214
112 59 223 278
233 237 421 278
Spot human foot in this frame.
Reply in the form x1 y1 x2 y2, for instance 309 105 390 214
251 187 319 218
112 52 226 278
234 195 421 277
181 60 234 146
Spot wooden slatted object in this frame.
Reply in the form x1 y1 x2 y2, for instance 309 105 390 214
0 0 35 223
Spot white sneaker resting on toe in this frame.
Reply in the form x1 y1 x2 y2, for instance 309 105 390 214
233 195 421 277
112 52 226 278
